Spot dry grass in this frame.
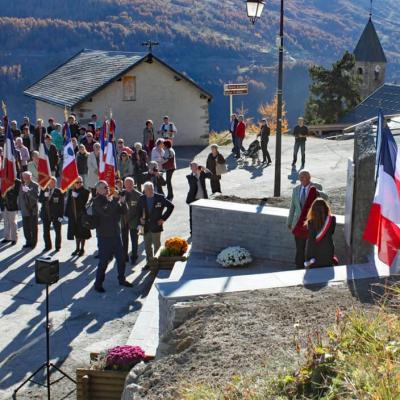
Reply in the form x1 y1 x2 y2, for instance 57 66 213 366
177 281 400 400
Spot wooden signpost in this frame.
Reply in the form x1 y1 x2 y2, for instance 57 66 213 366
223 83 248 117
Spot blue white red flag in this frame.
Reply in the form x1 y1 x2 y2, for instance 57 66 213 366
99 120 116 192
60 122 78 192
363 110 400 266
1 116 17 196
37 128 52 189
99 120 107 179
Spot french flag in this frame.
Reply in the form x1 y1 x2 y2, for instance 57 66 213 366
60 122 79 192
363 110 400 266
1 116 17 196
37 128 52 189
99 120 107 180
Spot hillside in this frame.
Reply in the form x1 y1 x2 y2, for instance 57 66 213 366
0 0 399 130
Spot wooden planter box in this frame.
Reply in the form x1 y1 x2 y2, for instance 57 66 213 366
148 249 187 272
76 368 128 400
76 353 154 400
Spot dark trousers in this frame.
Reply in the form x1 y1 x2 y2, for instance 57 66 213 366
210 175 221 193
261 139 272 163
293 140 306 166
121 225 138 259
95 236 126 288
295 236 307 269
22 215 38 247
43 218 61 249
189 205 193 235
235 137 244 157
165 169 174 199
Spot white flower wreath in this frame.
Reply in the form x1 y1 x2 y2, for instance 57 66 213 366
216 246 252 268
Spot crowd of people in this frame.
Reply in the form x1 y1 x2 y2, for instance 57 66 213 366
0 112 230 292
0 109 332 293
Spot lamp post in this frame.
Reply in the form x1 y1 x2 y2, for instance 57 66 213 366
247 0 284 197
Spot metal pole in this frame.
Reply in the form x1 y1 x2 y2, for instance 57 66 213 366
274 0 284 197
229 95 233 118
46 284 51 400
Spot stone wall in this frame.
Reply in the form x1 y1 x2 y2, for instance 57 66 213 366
191 199 347 265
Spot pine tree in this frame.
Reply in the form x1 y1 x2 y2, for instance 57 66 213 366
304 51 361 124
258 95 289 134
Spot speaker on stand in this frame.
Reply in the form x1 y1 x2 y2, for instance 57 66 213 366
13 257 76 399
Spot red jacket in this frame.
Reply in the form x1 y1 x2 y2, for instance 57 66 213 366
236 121 246 138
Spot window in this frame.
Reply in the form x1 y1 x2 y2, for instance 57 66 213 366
122 76 136 101
357 67 363 75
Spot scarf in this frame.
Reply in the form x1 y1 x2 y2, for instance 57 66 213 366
292 185 318 239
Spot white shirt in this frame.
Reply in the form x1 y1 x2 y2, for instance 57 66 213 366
194 173 205 200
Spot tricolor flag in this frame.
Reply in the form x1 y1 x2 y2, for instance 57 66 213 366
37 129 52 189
60 122 79 192
363 110 400 266
1 116 17 196
109 118 119 176
99 120 107 180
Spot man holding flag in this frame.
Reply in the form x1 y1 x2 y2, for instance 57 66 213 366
363 110 400 267
1 108 19 245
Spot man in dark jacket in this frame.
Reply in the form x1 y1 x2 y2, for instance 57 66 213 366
17 171 39 248
137 182 174 265
292 116 308 169
44 134 59 175
257 118 272 165
93 180 132 292
1 180 20 245
39 176 64 251
229 114 238 153
121 177 142 264
186 162 212 235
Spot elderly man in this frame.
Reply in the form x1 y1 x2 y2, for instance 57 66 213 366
15 137 30 172
39 176 64 252
186 162 212 235
93 180 132 292
121 177 142 264
137 182 174 266
288 169 327 269
17 171 39 249
292 116 308 169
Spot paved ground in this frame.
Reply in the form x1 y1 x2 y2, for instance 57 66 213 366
0 135 354 399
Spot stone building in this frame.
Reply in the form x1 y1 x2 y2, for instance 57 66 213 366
353 17 387 100
24 49 212 146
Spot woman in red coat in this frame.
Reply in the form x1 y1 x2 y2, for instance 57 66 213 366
234 115 246 158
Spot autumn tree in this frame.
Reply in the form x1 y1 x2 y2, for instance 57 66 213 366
258 95 289 134
304 51 361 124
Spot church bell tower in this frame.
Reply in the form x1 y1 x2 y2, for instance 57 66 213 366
353 13 387 99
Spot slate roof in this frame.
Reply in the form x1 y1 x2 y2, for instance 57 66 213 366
24 49 212 107
353 18 387 63
340 83 400 124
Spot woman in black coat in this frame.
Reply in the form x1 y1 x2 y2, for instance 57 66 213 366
206 144 225 194
65 177 91 256
305 198 336 268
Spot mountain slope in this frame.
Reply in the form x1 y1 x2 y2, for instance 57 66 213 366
0 0 398 130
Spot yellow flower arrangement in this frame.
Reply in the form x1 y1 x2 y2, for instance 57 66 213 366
163 237 189 257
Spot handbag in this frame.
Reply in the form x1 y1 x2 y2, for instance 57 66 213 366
163 155 175 170
215 160 228 175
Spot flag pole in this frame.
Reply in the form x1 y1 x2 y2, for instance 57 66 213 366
1 100 7 117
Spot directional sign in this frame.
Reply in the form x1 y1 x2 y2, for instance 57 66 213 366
224 83 248 96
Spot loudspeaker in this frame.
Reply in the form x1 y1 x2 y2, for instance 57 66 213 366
35 257 59 285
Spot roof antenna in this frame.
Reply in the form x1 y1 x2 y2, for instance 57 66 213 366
141 40 159 55
369 0 373 20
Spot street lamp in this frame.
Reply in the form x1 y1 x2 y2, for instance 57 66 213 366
246 0 265 24
246 0 284 197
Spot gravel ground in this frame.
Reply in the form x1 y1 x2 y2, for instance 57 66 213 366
134 278 387 399
215 186 346 215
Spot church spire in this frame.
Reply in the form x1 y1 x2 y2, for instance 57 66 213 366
354 17 386 63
